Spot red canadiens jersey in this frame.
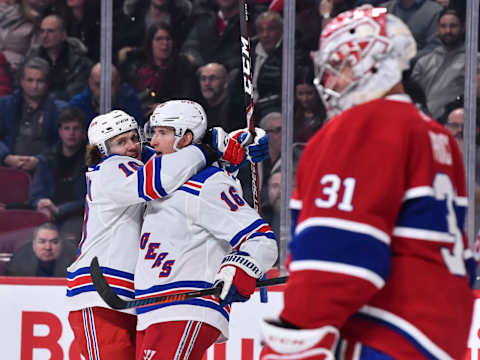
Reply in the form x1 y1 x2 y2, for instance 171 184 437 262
282 95 475 360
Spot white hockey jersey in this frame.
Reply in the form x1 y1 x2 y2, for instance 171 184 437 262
66 145 208 313
134 166 278 340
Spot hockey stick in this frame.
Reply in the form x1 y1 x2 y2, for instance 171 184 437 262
239 0 261 214
90 257 288 310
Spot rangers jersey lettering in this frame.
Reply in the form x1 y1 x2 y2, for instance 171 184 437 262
282 95 475 360
135 166 278 340
66 146 207 313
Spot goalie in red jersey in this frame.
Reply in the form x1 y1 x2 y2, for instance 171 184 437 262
260 6 476 360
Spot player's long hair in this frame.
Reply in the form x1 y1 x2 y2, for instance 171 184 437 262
86 144 103 167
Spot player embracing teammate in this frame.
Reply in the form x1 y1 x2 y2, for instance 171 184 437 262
134 100 277 360
65 105 266 359
260 6 476 360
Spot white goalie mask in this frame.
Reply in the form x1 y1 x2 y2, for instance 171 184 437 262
88 110 143 155
313 7 417 118
144 100 207 150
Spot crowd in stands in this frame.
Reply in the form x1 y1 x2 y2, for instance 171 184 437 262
0 0 476 277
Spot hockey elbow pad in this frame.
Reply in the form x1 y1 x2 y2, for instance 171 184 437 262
214 251 264 306
260 318 339 360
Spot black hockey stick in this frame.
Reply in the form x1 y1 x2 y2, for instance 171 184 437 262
90 257 288 310
239 0 261 214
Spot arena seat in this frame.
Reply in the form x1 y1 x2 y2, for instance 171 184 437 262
0 167 32 204
0 210 49 274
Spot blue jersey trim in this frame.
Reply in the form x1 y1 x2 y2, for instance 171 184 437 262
230 219 267 247
291 226 391 281
190 166 223 184
141 146 156 163
136 297 230 321
153 156 167 197
135 280 213 296
66 284 135 299
397 195 466 234
178 186 200 196
67 266 134 281
137 167 150 201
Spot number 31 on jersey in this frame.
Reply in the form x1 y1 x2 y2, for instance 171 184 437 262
315 174 356 212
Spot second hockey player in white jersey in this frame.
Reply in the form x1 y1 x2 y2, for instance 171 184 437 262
134 100 278 360
66 109 246 360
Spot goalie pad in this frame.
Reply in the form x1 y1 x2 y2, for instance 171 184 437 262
260 318 339 360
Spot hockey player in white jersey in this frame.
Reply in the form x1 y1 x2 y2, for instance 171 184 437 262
134 100 278 360
66 109 247 360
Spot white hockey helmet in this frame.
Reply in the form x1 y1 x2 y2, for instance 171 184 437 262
88 109 143 155
144 100 207 150
313 7 417 118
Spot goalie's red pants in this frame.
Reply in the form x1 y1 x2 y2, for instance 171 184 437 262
136 320 221 360
68 307 136 360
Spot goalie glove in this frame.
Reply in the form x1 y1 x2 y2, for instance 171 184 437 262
260 318 339 360
205 127 245 165
214 251 264 306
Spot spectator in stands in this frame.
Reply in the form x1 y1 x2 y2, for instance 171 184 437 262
0 51 13 96
196 62 244 131
64 0 101 62
262 166 281 241
64 0 130 63
252 11 309 118
31 107 87 244
121 0 194 53
435 0 450 9
317 0 356 29
445 106 464 149
26 14 93 101
6 222 77 277
68 62 144 127
0 0 42 74
259 111 282 197
120 22 198 118
181 0 244 71
381 0 443 60
411 8 465 120
0 57 67 172
294 65 326 143
294 0 324 52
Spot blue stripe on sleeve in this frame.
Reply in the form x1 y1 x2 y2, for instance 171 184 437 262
190 166 223 184
454 203 466 230
137 166 151 201
396 197 449 232
178 186 200 196
230 219 267 247
153 156 167 197
290 226 391 281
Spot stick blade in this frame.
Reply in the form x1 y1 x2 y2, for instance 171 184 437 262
89 257 128 310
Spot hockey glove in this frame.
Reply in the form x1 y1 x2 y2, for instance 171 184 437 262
230 127 269 163
260 318 339 360
223 128 270 173
214 251 264 306
207 127 245 165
